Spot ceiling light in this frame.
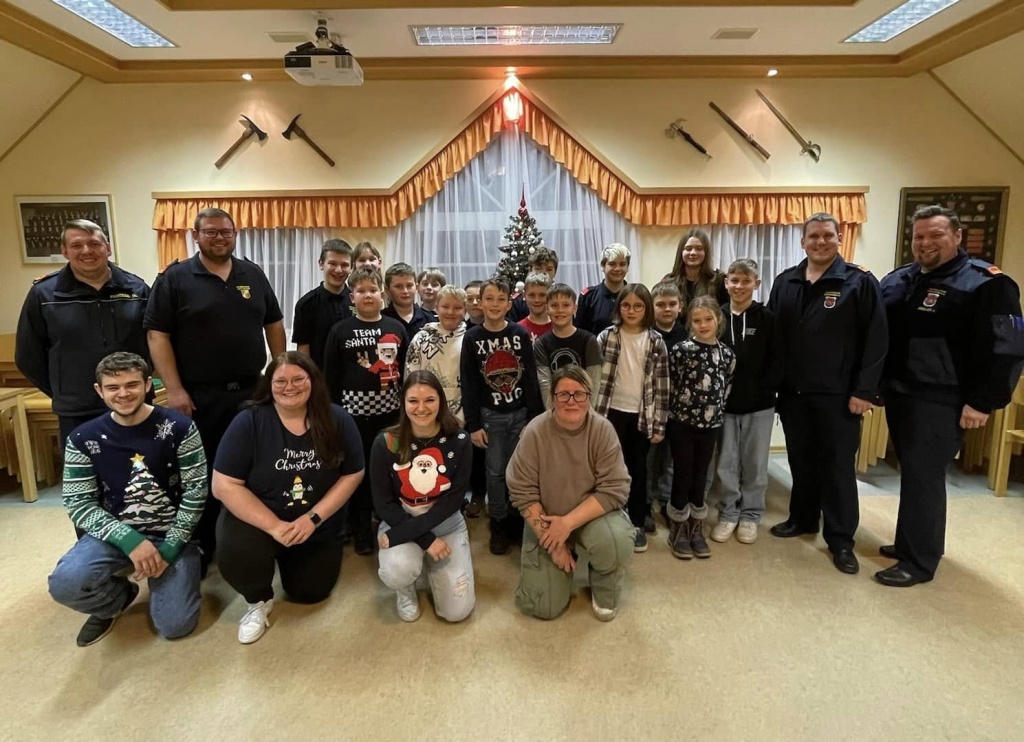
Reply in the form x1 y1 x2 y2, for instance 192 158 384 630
767 68 779 77
241 73 253 81
411 24 621 47
50 0 174 47
844 0 960 43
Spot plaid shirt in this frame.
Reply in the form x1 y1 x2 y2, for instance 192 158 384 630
595 326 670 438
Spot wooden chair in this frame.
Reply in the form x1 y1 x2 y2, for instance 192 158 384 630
0 333 28 388
856 406 890 473
0 388 39 502
990 376 1024 496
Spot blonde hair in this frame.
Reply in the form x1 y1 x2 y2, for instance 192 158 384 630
600 243 631 267
436 285 467 305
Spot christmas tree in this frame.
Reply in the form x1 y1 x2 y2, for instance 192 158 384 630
495 193 544 287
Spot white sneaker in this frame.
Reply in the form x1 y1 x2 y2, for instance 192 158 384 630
710 520 737 543
238 599 273 644
396 587 421 622
736 521 758 544
590 594 618 622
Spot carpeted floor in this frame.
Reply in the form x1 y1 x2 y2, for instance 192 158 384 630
1 457 1023 741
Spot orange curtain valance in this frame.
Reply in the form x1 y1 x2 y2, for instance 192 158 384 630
153 88 866 267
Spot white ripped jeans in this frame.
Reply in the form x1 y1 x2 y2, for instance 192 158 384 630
377 511 475 622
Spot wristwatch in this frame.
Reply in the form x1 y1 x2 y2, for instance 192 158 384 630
308 512 322 528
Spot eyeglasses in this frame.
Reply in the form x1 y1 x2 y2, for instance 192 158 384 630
272 376 310 389
198 229 236 239
554 390 591 404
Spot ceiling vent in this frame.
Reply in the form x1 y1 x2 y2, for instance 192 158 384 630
712 28 759 40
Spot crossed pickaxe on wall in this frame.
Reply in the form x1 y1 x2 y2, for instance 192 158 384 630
214 114 336 169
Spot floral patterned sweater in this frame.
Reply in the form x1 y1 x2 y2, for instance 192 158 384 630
667 338 736 430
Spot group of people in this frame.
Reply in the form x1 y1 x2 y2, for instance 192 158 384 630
18 204 1024 648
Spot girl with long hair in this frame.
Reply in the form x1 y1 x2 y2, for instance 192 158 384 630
664 228 729 308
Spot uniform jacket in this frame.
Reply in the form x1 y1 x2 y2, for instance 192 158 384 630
880 249 1024 412
767 255 887 400
16 263 150 415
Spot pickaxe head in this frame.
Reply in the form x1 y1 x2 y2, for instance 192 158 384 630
241 114 268 141
282 114 302 140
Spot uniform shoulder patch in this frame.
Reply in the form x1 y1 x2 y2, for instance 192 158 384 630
581 286 591 295
968 258 1002 276
986 264 1003 275
32 269 62 285
851 264 870 272
156 258 180 277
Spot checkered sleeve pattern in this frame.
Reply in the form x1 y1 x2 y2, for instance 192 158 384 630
594 327 620 415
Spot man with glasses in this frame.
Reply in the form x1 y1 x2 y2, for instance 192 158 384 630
507 365 634 622
17 219 150 446
145 207 285 573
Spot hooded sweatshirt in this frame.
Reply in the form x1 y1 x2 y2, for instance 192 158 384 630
406 321 468 425
719 301 783 414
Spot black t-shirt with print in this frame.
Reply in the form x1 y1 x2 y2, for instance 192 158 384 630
533 328 602 372
214 403 364 541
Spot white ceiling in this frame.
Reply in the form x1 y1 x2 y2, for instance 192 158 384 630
5 0 1007 61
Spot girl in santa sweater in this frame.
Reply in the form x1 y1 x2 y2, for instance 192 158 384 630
370 371 476 623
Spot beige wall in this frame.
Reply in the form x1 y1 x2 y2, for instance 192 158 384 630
2 72 1023 332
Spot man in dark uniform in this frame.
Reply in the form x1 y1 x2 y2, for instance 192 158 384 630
16 219 150 445
144 207 285 570
292 238 354 368
767 212 888 575
877 205 1024 587
575 243 630 335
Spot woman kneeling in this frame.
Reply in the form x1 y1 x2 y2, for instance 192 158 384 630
213 352 364 644
507 365 634 621
371 371 475 622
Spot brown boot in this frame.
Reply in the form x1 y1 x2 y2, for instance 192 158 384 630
670 518 693 560
689 517 711 559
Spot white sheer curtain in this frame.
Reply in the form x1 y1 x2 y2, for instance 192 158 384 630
186 228 335 333
386 124 639 290
687 224 805 303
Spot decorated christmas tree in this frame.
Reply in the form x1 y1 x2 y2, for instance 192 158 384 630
495 193 544 287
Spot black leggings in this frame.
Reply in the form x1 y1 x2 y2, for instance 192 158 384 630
668 422 720 511
351 411 399 533
606 409 652 527
216 510 343 604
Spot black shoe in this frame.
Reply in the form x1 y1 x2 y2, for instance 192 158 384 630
879 544 898 559
875 564 932 587
643 515 656 534
770 521 818 538
832 548 859 575
464 497 484 519
354 529 375 556
489 518 510 555
76 581 139 647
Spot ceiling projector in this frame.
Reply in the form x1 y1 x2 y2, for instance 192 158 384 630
284 19 364 86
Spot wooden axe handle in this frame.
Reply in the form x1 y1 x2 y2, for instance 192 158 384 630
215 131 253 170
294 126 335 167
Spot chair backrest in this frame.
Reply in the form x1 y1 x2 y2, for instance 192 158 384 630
0 334 14 362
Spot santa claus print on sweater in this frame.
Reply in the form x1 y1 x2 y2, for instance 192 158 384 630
393 446 452 504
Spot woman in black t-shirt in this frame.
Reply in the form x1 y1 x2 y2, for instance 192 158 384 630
371 371 475 623
213 351 364 645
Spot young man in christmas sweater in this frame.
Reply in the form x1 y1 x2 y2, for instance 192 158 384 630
518 271 554 342
461 277 544 554
48 352 207 647
324 267 409 555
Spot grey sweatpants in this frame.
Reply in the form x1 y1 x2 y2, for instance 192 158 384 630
715 408 775 524
515 509 634 620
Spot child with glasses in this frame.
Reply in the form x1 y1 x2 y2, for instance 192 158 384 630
595 283 670 554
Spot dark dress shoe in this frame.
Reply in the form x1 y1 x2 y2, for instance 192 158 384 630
769 521 818 538
874 564 932 587
879 544 898 559
832 548 859 574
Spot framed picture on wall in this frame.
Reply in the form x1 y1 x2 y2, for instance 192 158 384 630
895 186 1009 268
15 194 116 264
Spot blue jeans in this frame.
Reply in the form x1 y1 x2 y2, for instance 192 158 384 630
377 512 475 622
48 535 201 639
480 407 530 521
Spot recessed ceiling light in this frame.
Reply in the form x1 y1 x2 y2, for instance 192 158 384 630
411 25 621 47
767 68 779 77
50 0 174 48
844 0 960 43
241 73 253 81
